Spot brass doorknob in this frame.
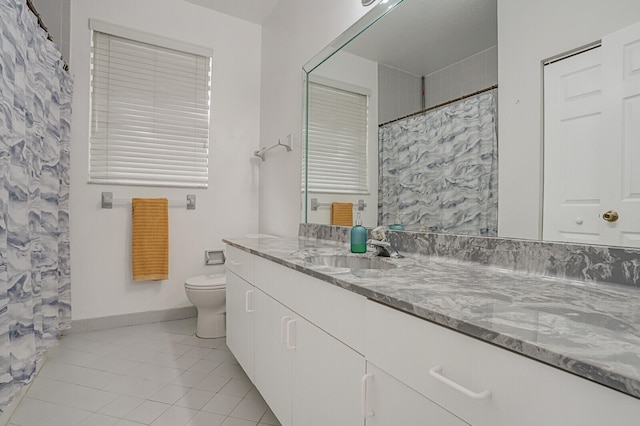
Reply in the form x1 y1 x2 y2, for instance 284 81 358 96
602 210 619 222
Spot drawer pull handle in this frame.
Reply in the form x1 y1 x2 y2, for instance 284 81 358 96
244 290 254 313
361 373 374 418
429 366 491 400
280 316 291 344
286 319 297 350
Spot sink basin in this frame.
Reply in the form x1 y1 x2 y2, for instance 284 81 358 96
304 255 396 270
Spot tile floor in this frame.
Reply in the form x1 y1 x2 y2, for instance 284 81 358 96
8 318 281 426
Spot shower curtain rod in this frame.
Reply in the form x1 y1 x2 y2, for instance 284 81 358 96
379 84 498 127
25 0 69 72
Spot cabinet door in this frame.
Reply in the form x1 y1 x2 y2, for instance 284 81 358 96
292 316 365 426
254 289 293 426
365 363 469 426
225 271 254 381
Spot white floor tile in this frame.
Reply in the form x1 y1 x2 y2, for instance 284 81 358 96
27 376 119 411
9 398 52 425
77 413 120 426
201 393 243 416
146 341 194 356
219 378 253 398
10 397 92 426
221 417 258 426
171 370 207 388
202 349 238 365
212 363 245 379
229 397 268 422
113 419 147 426
150 405 198 426
171 354 201 370
187 358 222 374
59 336 110 354
124 400 170 424
13 319 276 426
99 395 146 418
103 375 165 399
149 383 190 404
193 372 230 393
128 363 184 383
180 335 221 349
175 388 215 410
45 346 103 368
184 410 225 426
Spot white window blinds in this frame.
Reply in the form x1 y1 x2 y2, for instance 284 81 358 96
89 22 212 188
306 82 369 194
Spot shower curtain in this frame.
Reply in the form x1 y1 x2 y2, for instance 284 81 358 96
0 0 72 410
378 90 497 236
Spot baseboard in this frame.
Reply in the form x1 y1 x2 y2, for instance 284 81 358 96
64 306 197 335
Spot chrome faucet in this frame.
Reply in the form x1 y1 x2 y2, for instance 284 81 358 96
367 239 404 258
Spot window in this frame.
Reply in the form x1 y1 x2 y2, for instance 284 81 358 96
89 20 212 188
305 80 369 194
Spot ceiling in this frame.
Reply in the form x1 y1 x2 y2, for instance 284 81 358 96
343 0 497 77
184 0 281 24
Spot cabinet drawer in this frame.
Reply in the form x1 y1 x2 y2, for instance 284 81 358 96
366 300 640 426
226 245 254 283
366 362 469 426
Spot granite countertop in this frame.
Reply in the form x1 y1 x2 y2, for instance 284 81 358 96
223 236 640 400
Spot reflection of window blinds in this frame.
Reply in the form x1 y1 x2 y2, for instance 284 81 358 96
89 25 212 188
306 82 369 194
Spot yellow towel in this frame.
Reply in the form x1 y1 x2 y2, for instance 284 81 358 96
132 198 169 281
331 202 353 226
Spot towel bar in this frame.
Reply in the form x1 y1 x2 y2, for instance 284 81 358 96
310 198 367 212
101 192 196 210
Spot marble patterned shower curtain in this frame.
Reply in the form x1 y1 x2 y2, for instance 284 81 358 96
378 90 497 236
0 0 72 410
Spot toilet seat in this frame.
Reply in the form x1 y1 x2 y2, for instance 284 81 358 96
185 274 226 290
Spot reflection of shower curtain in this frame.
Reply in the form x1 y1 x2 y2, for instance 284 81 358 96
0 0 73 410
378 90 497 236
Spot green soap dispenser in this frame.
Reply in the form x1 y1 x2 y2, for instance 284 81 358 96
389 213 405 231
350 213 367 253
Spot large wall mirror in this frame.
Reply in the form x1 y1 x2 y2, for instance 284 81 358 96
302 0 498 234
302 0 640 249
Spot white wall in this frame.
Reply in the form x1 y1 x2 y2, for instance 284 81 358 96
69 0 261 320
258 0 377 237
378 64 421 124
498 0 640 239
31 0 70 61
425 46 497 110
306 51 379 227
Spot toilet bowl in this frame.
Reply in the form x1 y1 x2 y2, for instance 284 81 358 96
184 273 226 338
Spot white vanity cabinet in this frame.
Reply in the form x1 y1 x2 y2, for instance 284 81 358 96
225 246 255 381
254 287 365 426
253 288 293 425
226 245 640 426
225 245 367 426
366 300 640 426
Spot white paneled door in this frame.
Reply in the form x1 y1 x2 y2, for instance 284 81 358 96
544 20 640 247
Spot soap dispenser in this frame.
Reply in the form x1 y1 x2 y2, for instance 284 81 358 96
389 213 405 231
350 213 367 253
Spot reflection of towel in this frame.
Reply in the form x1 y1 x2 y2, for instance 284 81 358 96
132 198 169 281
331 202 353 226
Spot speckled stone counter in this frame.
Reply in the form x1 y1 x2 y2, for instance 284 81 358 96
223 234 640 400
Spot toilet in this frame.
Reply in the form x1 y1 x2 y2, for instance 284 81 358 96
184 273 226 338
